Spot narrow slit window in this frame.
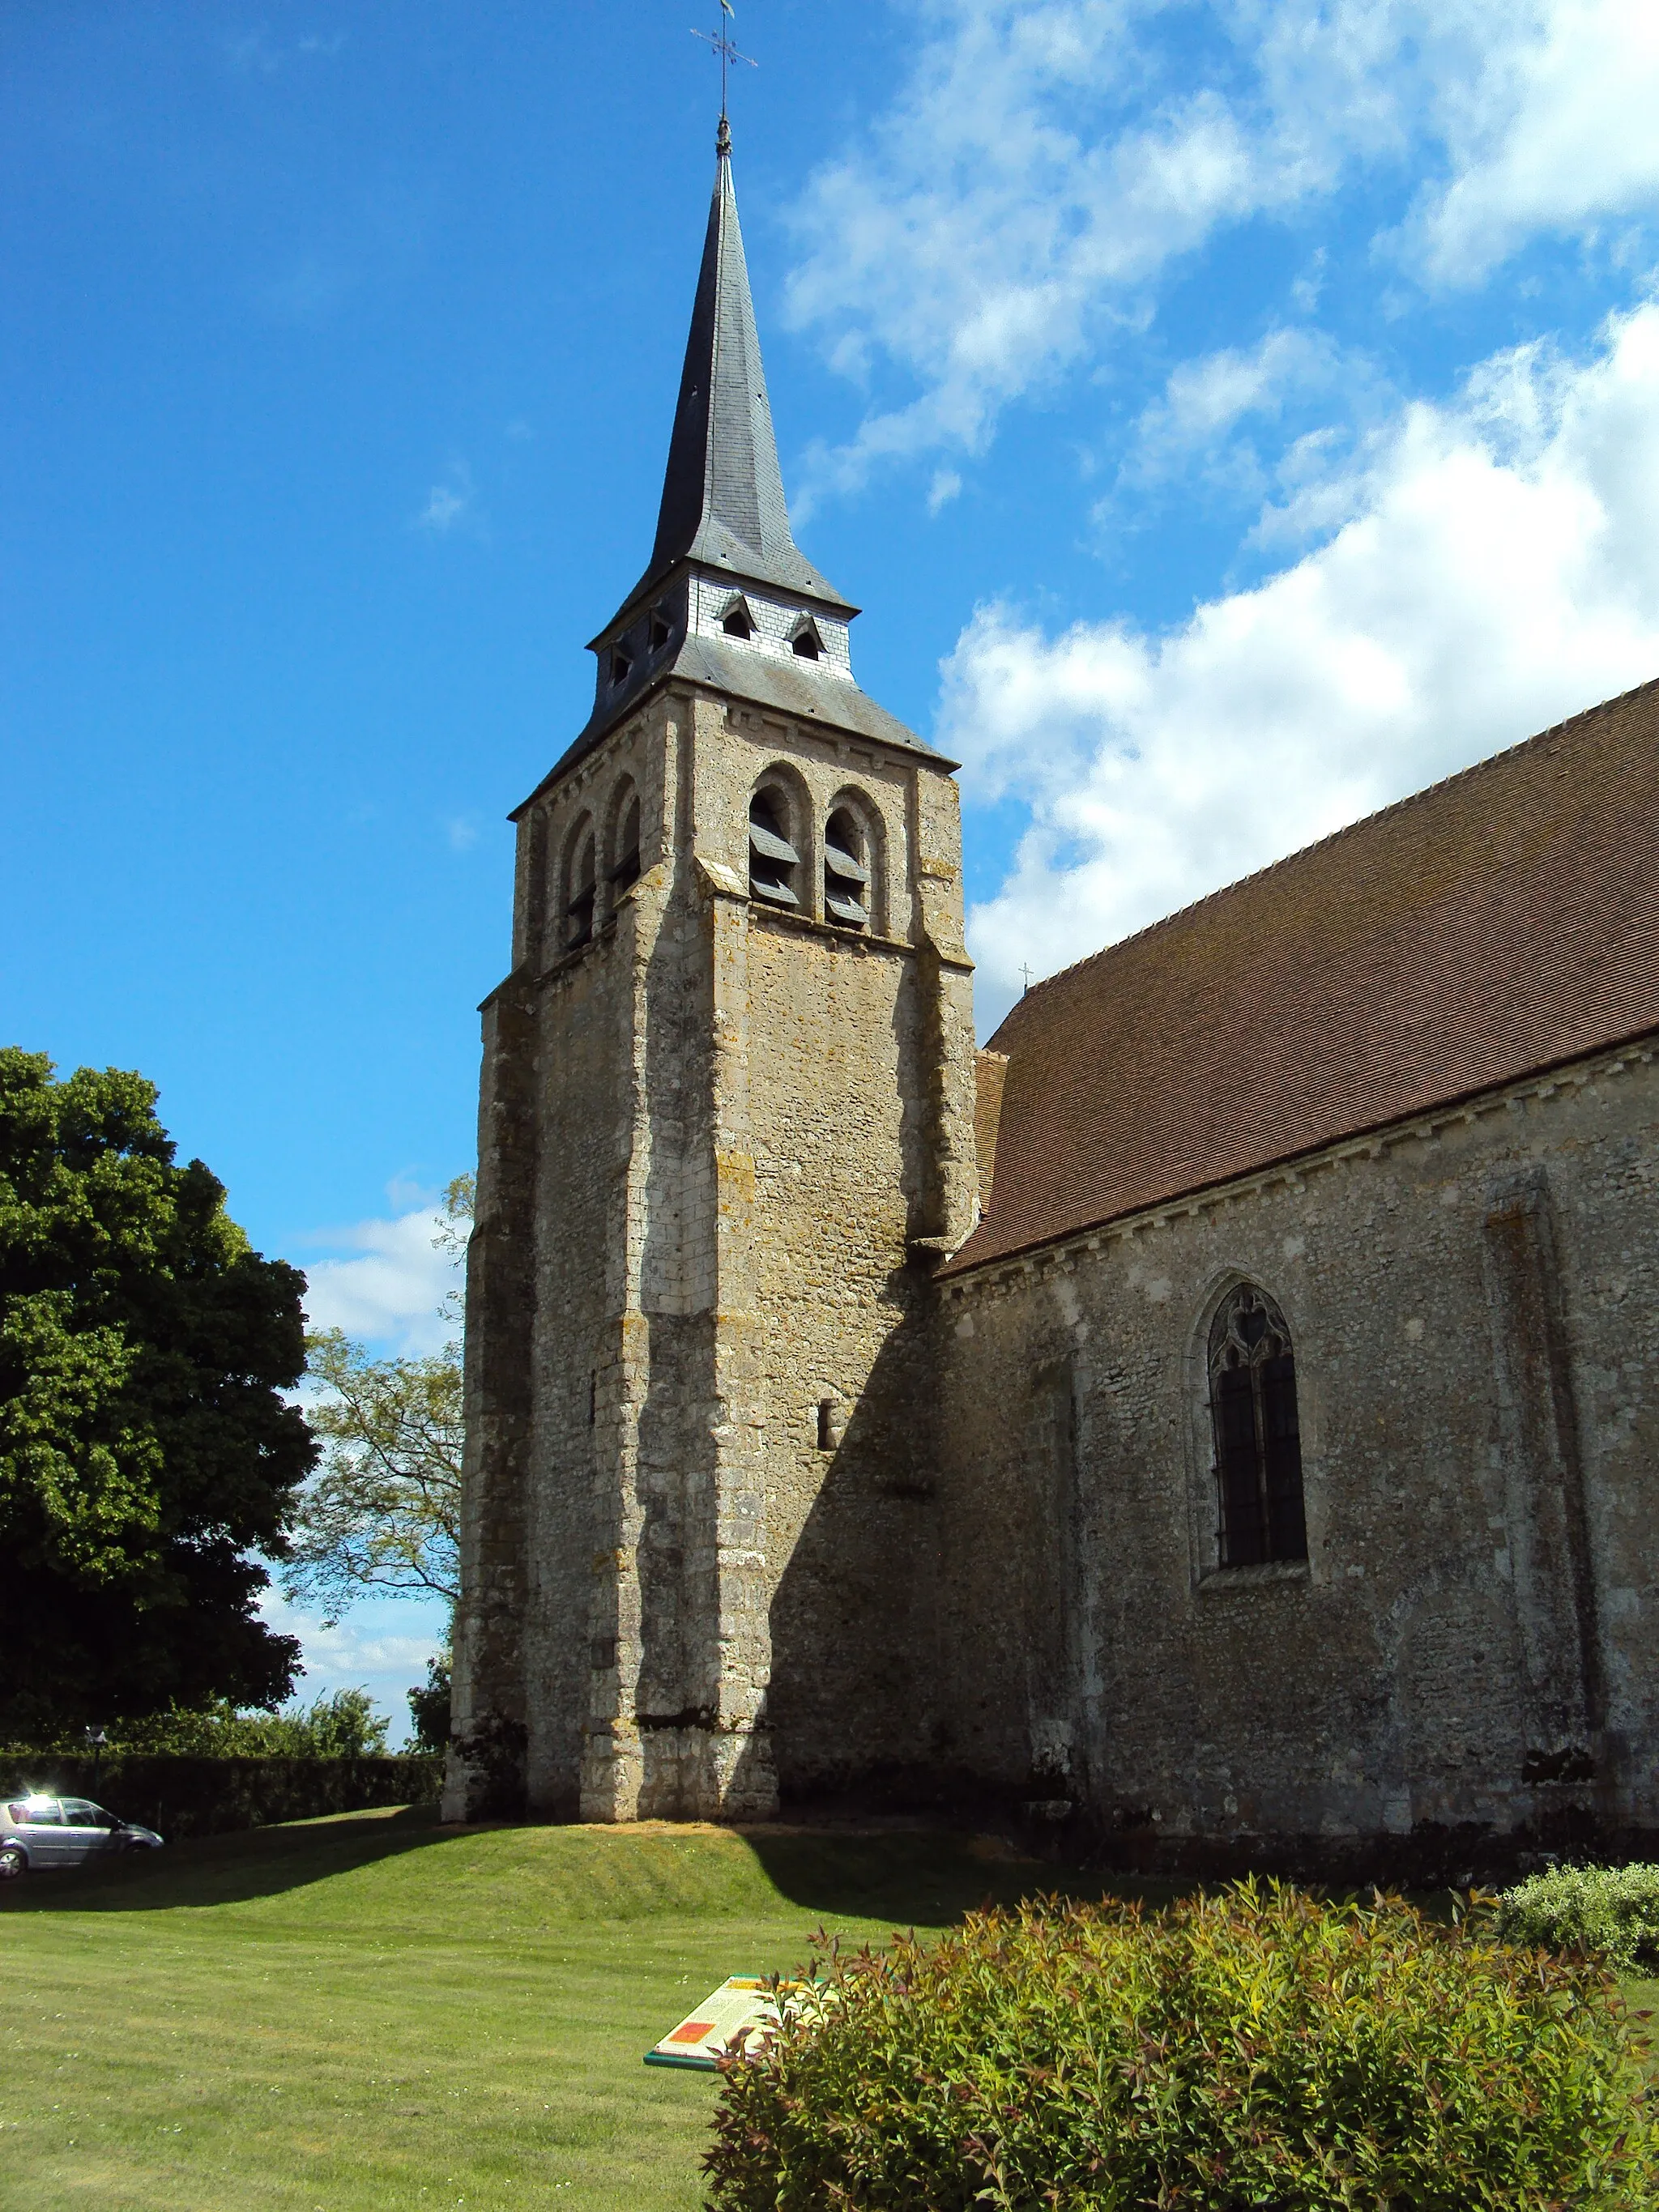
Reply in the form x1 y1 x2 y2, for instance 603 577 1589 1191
565 829 597 948
823 807 869 930
1208 1285 1307 1567
610 793 642 893
748 788 800 907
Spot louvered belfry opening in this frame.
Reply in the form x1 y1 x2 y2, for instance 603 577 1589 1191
823 807 870 930
565 825 597 948
748 787 800 906
1208 1284 1307 1566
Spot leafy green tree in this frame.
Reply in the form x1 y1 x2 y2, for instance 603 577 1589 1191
407 1649 452 1754
0 1050 314 1736
284 1176 470 1631
21 1687 395 1758
284 1331 462 1622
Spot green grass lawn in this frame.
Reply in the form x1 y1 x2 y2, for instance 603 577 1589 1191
0 1804 1113 2211
6 1809 1651 2211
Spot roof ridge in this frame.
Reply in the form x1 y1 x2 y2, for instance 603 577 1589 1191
1001 672 1659 1025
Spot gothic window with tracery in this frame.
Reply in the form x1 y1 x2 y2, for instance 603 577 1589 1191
1208 1283 1307 1566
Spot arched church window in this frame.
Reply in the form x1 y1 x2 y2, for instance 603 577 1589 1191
1208 1284 1307 1567
748 787 800 908
721 595 754 641
565 822 597 949
791 616 821 661
823 807 869 929
609 788 641 896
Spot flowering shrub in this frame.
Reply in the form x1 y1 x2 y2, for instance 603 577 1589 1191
704 1880 1656 2210
1498 1861 1659 1974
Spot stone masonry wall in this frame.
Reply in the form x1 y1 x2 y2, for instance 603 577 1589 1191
934 1043 1659 1871
448 674 979 1824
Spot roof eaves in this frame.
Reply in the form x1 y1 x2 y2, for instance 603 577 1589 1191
940 1019 1659 1280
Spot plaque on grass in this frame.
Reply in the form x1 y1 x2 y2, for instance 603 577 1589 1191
644 1977 782 2070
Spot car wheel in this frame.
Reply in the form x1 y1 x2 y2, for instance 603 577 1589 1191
0 1844 28 1881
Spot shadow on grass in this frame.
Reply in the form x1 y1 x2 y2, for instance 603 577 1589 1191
0 1801 476 1915
730 1824 1164 1929
0 1804 1177 1930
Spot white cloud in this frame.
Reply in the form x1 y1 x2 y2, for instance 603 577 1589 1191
258 1589 448 1746
946 300 1659 1030
785 1 1659 499
928 468 964 513
786 2 1304 504
414 462 479 536
298 1200 460 1353
1120 326 1380 498
226 24 347 74
1405 0 1659 281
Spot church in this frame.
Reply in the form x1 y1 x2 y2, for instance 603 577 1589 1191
443 124 1659 1875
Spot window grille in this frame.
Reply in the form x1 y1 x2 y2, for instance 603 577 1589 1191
1208 1284 1307 1566
610 792 641 894
748 789 800 906
565 828 597 948
822 807 869 929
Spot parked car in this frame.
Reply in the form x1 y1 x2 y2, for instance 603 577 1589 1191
0 1796 164 1877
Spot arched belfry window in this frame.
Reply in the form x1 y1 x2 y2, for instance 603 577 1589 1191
1208 1284 1307 1566
823 807 869 929
609 785 641 896
565 821 597 949
748 787 800 907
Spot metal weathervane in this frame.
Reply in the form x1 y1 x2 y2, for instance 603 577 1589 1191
693 0 756 132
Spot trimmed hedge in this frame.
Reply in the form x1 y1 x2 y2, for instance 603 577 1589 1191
0 1753 441 1840
705 1881 1658 2211
1498 1861 1659 1974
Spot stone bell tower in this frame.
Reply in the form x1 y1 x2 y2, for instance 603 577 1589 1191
444 121 979 1826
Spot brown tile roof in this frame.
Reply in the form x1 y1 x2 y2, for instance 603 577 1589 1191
944 676 1659 1277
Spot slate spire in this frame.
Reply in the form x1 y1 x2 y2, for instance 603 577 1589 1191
624 122 851 616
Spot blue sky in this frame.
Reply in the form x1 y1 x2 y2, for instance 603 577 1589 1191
8 1 1659 1730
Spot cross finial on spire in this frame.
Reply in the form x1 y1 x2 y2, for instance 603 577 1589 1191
693 0 756 139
